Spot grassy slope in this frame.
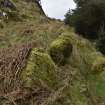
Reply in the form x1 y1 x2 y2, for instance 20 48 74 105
0 0 105 105
0 0 68 49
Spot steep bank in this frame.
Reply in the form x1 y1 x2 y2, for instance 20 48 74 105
0 0 105 105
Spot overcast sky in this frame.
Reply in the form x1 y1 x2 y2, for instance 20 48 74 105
41 0 76 20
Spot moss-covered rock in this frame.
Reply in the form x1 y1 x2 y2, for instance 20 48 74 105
49 36 73 65
21 48 59 90
0 21 4 28
92 57 105 73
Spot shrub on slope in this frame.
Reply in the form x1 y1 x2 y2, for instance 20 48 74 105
49 35 73 66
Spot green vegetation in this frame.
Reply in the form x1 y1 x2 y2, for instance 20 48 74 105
49 35 72 65
96 31 105 54
21 48 60 90
91 56 105 73
65 0 105 55
65 0 105 40
0 0 105 105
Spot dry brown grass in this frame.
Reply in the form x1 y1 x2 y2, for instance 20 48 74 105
0 42 36 95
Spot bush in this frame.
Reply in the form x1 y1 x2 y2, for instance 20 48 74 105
92 57 105 73
49 36 73 66
65 0 105 40
96 31 105 55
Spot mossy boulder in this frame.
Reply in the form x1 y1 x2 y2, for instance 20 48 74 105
21 48 59 90
49 36 73 65
92 57 105 73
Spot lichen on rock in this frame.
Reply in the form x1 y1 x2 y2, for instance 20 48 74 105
49 35 73 66
21 48 59 90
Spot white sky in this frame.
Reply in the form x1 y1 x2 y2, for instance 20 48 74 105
41 0 76 20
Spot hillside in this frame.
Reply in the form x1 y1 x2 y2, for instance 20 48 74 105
0 0 105 105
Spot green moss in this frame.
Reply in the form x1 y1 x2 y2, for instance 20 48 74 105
92 57 105 73
49 36 73 65
21 48 59 90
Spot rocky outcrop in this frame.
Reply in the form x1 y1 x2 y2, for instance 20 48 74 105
21 48 60 90
0 0 16 10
